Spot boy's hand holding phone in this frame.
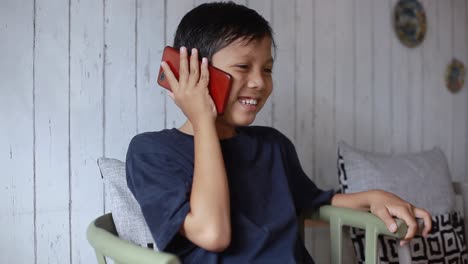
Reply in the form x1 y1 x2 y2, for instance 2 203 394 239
160 47 217 125
158 46 232 117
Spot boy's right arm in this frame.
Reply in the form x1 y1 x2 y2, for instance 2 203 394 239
161 47 231 252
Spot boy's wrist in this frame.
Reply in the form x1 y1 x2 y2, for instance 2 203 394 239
192 117 217 134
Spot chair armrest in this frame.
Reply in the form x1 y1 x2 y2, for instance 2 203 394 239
317 205 408 264
87 214 180 264
319 205 408 237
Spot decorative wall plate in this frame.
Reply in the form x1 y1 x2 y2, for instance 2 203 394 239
445 58 465 93
394 0 427 48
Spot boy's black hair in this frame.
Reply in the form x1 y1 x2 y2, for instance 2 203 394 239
173 1 275 60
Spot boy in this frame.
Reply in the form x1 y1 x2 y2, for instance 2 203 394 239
126 2 431 263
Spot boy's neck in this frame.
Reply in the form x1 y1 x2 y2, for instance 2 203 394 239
179 120 237 140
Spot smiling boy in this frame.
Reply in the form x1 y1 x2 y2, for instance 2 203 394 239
125 2 431 263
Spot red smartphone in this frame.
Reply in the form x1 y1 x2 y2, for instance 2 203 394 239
157 46 232 114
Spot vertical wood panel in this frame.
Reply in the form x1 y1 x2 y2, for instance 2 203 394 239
248 0 273 127
438 0 454 168
34 0 70 263
271 0 296 141
69 0 104 262
422 0 439 151
314 0 336 189
0 1 35 263
296 0 314 178
391 0 409 153
335 0 355 147
136 0 166 134
452 0 466 182
355 0 373 150
407 22 424 152
372 0 392 153
406 0 425 153
165 0 195 129
104 0 136 160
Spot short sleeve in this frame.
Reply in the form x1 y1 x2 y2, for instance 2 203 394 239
126 152 191 251
280 135 335 212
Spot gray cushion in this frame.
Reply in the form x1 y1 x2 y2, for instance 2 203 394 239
97 157 156 249
338 141 455 215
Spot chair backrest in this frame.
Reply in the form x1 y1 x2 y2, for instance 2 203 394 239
87 213 180 264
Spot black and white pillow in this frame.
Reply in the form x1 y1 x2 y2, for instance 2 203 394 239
337 142 468 263
349 212 467 263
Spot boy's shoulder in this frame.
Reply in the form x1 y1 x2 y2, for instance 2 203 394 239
127 129 185 154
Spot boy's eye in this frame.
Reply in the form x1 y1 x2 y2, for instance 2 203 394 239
264 68 273 74
236 64 249 69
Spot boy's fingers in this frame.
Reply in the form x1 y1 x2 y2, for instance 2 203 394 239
188 48 200 88
395 208 418 241
374 208 398 234
198 57 210 88
161 61 179 92
414 207 432 237
179 46 189 85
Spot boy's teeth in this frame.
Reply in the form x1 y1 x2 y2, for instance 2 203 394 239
240 99 258 105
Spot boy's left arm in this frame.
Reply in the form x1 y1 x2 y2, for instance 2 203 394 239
331 190 432 246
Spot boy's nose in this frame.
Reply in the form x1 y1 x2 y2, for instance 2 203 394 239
247 72 265 90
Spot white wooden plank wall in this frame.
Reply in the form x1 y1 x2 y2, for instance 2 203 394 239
373 0 393 154
355 0 373 151
35 0 70 263
1 0 467 263
69 0 104 263
136 0 166 134
1 1 35 263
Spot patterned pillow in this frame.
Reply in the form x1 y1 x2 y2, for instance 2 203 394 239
337 142 467 263
349 212 467 263
97 157 157 250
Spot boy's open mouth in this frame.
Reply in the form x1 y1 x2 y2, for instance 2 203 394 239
239 98 258 106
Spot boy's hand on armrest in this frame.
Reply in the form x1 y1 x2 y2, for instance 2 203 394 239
367 190 432 246
331 190 432 246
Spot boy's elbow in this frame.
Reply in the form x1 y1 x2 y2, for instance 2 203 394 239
182 213 231 252
201 228 231 252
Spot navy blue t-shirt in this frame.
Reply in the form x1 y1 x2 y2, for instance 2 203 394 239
126 126 334 263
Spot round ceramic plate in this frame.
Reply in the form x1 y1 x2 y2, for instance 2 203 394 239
446 59 465 93
394 0 427 48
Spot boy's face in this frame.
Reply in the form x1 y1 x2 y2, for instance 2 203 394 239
211 36 273 127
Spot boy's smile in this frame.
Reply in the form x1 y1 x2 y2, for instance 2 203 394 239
211 36 274 135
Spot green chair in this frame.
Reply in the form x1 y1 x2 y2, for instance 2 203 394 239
87 213 180 264
87 205 409 264
89 157 414 263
